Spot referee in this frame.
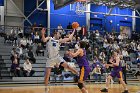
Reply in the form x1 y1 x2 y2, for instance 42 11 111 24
120 55 127 84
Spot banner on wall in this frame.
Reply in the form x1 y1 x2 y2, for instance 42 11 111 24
120 26 131 39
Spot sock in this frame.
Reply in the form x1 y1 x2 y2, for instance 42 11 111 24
125 88 128 90
105 87 108 89
86 90 88 93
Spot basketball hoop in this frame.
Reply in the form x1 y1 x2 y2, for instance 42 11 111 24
75 1 86 15
69 0 87 15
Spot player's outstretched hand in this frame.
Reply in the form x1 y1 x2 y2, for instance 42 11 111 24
109 57 113 64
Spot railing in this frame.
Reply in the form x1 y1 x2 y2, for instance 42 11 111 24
0 25 74 36
0 25 139 38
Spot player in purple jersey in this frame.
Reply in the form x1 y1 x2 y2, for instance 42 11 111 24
101 50 128 93
69 41 91 93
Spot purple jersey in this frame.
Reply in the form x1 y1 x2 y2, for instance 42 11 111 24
77 48 89 67
113 58 122 72
110 58 122 78
77 48 91 81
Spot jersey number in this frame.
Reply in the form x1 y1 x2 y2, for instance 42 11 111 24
52 42 56 47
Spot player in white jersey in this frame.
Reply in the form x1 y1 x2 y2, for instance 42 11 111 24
41 28 78 86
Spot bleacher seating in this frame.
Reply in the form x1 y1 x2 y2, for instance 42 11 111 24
0 35 139 84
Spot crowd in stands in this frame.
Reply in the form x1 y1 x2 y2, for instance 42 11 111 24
53 23 140 82
2 23 45 77
1 22 140 83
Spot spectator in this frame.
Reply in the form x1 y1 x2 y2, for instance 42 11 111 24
10 27 15 34
27 48 36 63
10 28 17 46
108 33 114 43
103 39 109 48
38 24 43 35
120 55 127 84
24 26 31 39
82 36 89 42
20 37 27 49
91 60 97 70
27 37 33 45
18 27 23 38
23 58 35 77
11 48 16 60
91 65 101 83
100 60 107 74
16 45 23 59
31 32 34 42
123 33 128 40
137 44 140 50
10 58 21 77
75 42 79 50
137 56 140 69
137 50 140 57
36 43 44 56
32 22 37 32
122 48 129 61
118 33 123 41
95 30 100 40
93 48 99 57
4 33 9 43
130 40 137 51
89 31 95 42
53 63 64 84
34 32 40 44
67 22 72 29
93 56 101 66
86 47 92 60
112 41 119 50
10 48 20 64
99 51 106 61
57 24 63 35
134 56 140 78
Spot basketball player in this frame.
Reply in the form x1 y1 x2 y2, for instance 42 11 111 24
69 41 91 93
41 28 78 86
100 50 128 93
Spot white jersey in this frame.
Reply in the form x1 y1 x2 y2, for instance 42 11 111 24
46 37 60 58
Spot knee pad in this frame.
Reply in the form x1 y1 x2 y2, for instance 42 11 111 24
78 83 84 89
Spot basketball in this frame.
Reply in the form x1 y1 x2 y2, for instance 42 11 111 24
72 22 79 29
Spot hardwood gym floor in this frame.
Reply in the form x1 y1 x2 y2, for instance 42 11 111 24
0 84 140 93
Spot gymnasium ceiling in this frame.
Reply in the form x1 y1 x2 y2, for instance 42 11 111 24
85 0 140 10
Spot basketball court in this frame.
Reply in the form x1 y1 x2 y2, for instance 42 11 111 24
0 0 140 93
0 84 140 93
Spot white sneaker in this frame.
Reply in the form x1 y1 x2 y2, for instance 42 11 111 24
111 79 114 84
45 87 49 93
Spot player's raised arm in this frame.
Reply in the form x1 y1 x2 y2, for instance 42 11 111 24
41 28 50 42
59 29 75 43
109 56 120 66
113 57 120 66
69 49 81 57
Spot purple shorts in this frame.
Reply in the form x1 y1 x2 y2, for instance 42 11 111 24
79 66 91 81
110 70 123 78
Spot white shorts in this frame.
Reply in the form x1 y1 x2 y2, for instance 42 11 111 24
46 55 65 67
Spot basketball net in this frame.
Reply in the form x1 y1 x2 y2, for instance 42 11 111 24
75 2 86 15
